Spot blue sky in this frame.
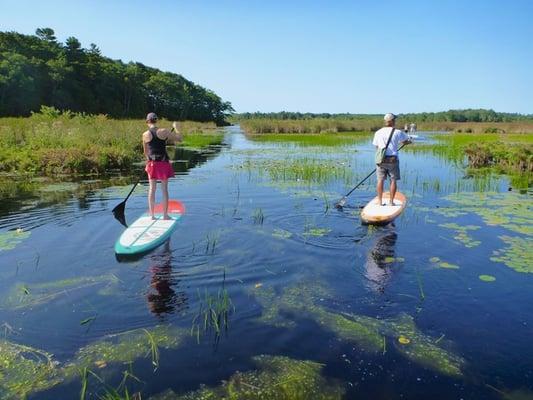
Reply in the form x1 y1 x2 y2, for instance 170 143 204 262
1 0 532 113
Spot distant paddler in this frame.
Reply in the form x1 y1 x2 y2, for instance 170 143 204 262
142 113 183 220
372 113 412 206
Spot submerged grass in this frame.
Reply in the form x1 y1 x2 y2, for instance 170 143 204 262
0 229 30 251
252 282 465 377
191 270 235 344
151 354 345 400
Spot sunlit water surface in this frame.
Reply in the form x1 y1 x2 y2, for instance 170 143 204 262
0 126 532 399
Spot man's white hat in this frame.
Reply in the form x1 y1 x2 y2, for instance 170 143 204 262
384 113 396 122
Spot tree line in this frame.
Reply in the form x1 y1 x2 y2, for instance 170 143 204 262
0 28 233 124
235 109 533 123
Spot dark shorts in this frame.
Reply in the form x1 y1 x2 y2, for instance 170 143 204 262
377 158 400 181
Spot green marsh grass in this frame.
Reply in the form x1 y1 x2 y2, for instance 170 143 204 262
0 109 222 175
247 132 371 146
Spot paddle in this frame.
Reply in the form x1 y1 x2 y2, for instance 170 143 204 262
112 125 177 227
112 180 140 227
335 142 409 209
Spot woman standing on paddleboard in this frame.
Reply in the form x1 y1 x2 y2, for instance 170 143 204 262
142 113 183 220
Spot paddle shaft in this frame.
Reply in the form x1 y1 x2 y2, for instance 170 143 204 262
337 142 409 205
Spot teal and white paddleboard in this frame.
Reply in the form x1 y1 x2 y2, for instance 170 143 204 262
115 200 185 255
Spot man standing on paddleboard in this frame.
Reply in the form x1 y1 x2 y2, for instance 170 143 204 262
372 113 412 206
143 113 183 220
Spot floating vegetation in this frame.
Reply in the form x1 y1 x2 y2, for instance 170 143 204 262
272 228 293 240
398 336 411 344
252 283 465 377
439 262 460 270
383 257 405 263
439 222 481 248
151 354 345 400
304 227 331 237
0 339 62 399
479 275 496 282
384 314 465 377
490 235 533 273
429 256 441 263
0 229 31 252
63 325 186 379
0 274 118 310
444 192 532 236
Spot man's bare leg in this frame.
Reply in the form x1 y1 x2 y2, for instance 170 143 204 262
377 178 384 205
390 179 397 205
161 180 170 219
149 179 157 219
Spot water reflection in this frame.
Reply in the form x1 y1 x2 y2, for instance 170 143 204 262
146 241 188 318
364 226 398 294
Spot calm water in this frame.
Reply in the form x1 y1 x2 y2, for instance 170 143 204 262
0 126 532 399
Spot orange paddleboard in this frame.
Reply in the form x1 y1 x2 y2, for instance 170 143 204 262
361 192 407 225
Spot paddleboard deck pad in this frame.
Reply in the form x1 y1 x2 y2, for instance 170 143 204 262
115 200 185 255
361 192 407 225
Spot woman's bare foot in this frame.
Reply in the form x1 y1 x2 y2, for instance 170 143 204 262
151 215 156 220
163 215 171 220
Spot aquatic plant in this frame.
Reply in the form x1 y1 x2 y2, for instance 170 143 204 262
150 354 345 399
479 275 496 282
490 236 533 273
252 208 265 225
191 272 234 344
0 229 31 251
439 223 481 248
63 325 186 379
252 283 465 377
272 228 293 240
0 274 118 310
384 314 465 377
0 339 62 399
205 230 220 255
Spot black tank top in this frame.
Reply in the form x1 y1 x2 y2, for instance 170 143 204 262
147 128 169 161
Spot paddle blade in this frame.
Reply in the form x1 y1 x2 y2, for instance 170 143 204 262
335 197 347 209
112 201 128 227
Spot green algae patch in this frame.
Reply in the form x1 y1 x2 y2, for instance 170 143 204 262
490 235 533 273
0 229 31 252
479 275 496 282
0 340 62 399
439 223 481 248
151 354 345 400
1 274 118 310
439 262 460 270
63 325 187 378
385 314 464 378
272 228 293 240
429 257 441 263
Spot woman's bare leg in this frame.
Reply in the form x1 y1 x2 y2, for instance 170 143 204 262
149 179 157 219
161 179 169 219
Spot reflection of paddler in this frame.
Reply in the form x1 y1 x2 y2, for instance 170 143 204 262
146 241 187 317
364 227 398 294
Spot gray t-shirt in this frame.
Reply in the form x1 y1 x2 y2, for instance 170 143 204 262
372 127 410 157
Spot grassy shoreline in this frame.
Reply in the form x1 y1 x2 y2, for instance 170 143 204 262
0 111 224 176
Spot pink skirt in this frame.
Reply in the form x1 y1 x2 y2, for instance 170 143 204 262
145 161 175 180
